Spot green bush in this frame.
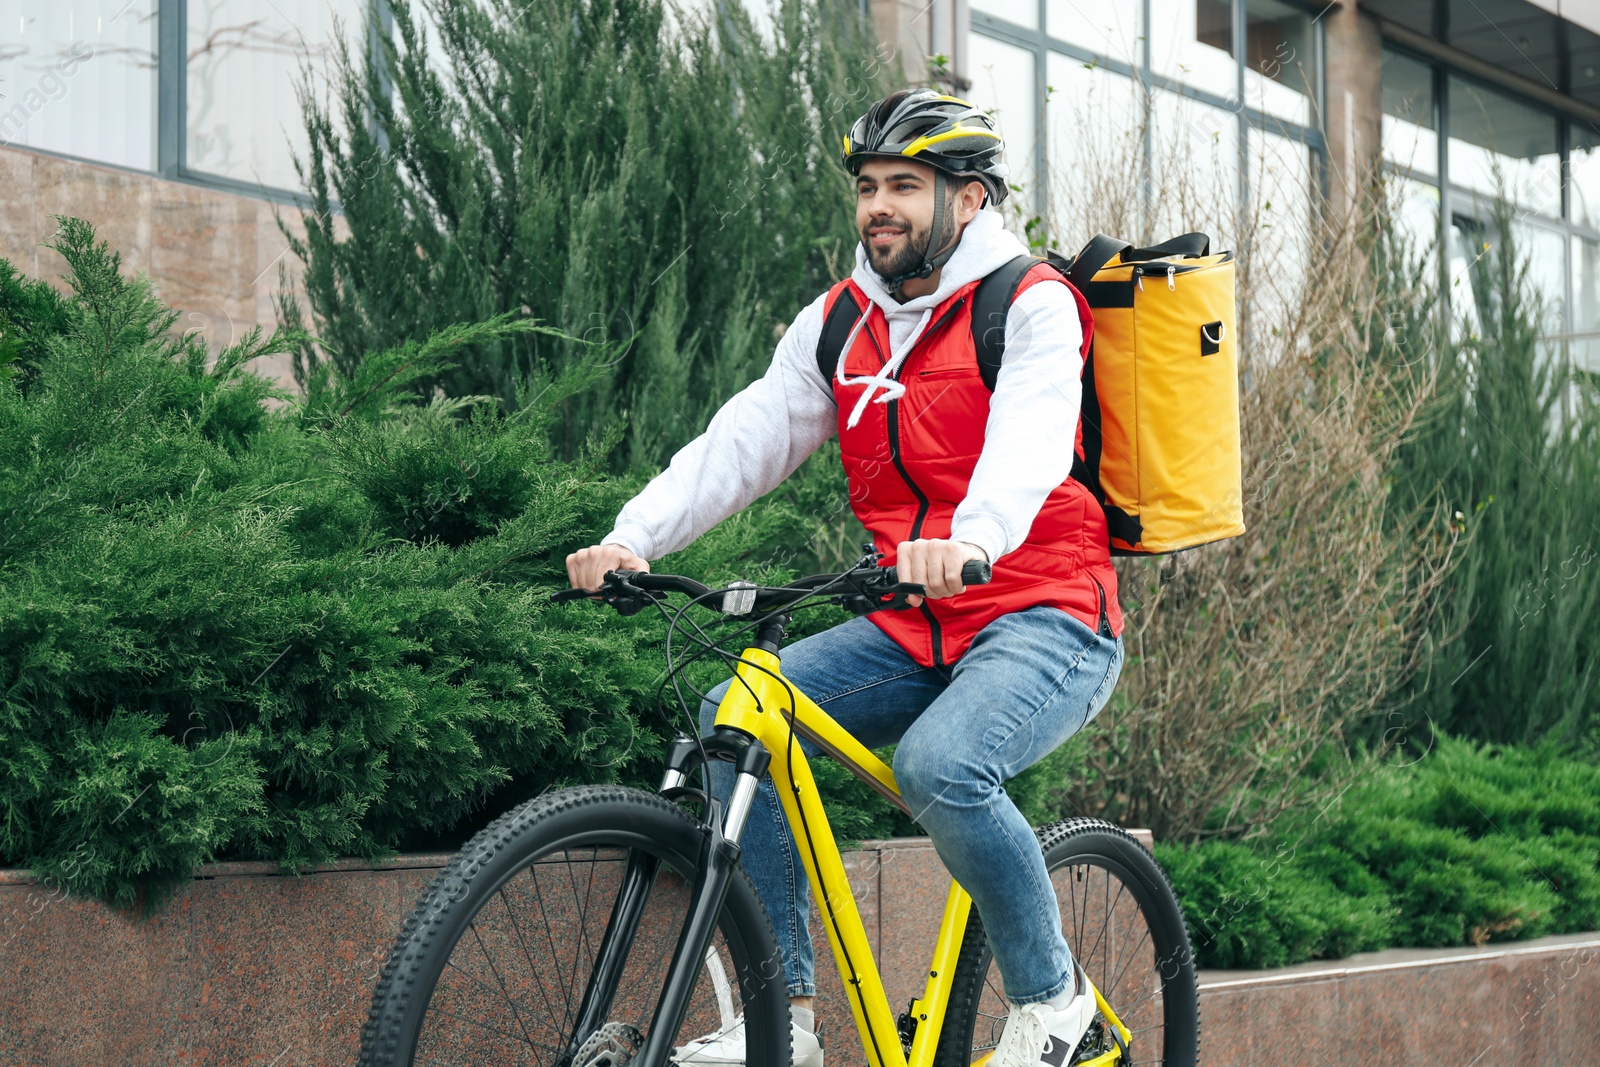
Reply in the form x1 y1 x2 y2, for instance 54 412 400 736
1160 734 1600 969
1156 840 1394 970
0 219 883 907
0 258 74 389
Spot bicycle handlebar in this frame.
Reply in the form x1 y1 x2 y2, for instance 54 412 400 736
549 559 992 617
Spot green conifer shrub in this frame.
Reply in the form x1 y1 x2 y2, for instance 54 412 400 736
281 0 891 467
1386 210 1600 747
0 219 854 906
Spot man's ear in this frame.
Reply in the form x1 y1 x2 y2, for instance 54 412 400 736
954 179 988 225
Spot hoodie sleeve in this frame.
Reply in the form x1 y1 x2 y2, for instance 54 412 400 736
949 279 1084 563
602 292 837 560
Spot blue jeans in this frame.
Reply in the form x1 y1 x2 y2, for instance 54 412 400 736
698 605 1123 1006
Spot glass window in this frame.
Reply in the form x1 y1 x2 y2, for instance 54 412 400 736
1195 0 1232 55
0 0 157 169
1246 130 1313 343
1381 50 1437 179
1389 175 1441 275
1573 237 1600 374
676 0 783 47
968 33 1039 224
971 0 1036 30
1569 124 1600 232
1045 52 1143 241
1243 0 1316 126
1046 0 1142 66
1447 214 1489 341
1513 221 1567 340
1447 76 1560 217
186 0 360 191
1149 90 1239 246
1149 0 1238 100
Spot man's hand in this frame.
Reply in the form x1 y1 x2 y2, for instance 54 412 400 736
566 543 650 593
895 539 989 608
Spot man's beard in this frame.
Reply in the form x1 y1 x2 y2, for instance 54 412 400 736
861 219 930 279
860 190 957 280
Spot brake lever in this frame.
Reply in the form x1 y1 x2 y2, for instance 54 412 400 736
548 576 662 615
882 582 926 611
605 575 663 617
836 572 926 615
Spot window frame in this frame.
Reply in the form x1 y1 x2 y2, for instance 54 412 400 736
970 0 1328 246
1382 41 1600 383
11 0 369 208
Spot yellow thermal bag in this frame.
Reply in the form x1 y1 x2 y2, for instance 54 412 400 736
1056 233 1243 554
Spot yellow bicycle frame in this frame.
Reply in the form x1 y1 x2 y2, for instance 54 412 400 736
713 645 968 1067
710 645 1133 1067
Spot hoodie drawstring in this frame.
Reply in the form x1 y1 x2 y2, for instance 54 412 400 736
834 304 933 429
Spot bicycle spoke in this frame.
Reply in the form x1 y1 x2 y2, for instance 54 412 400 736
563 846 603 1017
1079 873 1128 993
438 953 543 1046
462 922 539 1048
498 882 566 1031
1100 868 1111 998
1105 923 1154 1003
529 858 575 1032
423 1004 567 1057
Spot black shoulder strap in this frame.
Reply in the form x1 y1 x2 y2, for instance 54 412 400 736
814 287 865 392
1064 234 1133 290
969 255 1040 391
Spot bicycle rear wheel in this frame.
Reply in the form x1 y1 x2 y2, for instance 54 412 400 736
360 785 791 1067
934 819 1199 1067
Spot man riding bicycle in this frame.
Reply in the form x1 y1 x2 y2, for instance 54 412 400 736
566 89 1124 1067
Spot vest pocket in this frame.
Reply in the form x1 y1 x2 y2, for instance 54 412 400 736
915 366 977 382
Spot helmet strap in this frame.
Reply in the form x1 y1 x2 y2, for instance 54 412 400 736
881 174 959 296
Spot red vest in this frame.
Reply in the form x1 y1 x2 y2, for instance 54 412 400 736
827 263 1123 668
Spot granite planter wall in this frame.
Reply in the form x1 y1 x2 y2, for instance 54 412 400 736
3 839 1597 1066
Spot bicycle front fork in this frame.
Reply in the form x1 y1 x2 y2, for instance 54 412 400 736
606 728 771 1067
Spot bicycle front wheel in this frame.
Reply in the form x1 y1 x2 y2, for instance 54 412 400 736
934 819 1200 1067
360 785 791 1067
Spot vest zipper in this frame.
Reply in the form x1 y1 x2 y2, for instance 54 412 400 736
882 297 969 669
1091 576 1110 637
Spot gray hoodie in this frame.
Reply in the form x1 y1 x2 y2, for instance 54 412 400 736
604 209 1085 565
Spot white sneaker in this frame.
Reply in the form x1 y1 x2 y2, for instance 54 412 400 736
672 1010 823 1067
989 970 1099 1067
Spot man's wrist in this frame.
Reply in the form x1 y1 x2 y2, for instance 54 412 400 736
601 532 646 560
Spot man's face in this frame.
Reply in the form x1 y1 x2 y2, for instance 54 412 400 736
855 158 948 279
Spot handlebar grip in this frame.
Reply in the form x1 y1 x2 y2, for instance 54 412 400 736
877 560 992 587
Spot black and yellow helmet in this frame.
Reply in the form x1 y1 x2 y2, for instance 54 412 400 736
842 89 1010 207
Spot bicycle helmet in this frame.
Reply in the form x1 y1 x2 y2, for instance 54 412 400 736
842 89 1010 292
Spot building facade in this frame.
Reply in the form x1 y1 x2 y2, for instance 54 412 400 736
5 0 1600 383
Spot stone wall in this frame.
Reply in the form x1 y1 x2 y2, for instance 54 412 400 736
0 146 306 394
5 839 1596 1066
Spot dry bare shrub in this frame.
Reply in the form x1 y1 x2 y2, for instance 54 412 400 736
1042 107 1458 840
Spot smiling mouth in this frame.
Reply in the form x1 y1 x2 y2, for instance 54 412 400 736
867 226 907 247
